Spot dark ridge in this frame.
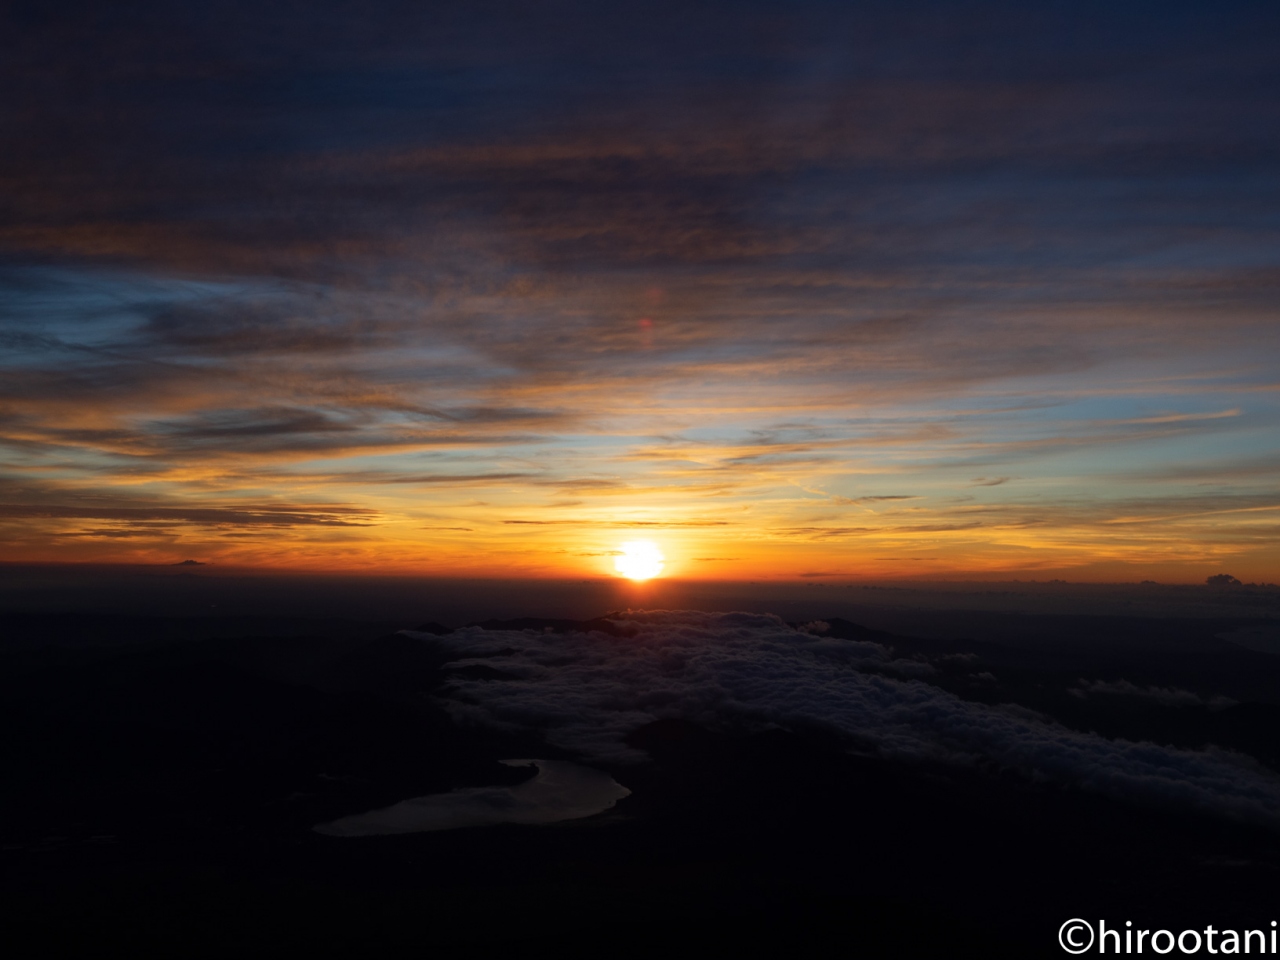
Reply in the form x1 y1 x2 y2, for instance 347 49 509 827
464 616 631 637
806 617 908 644
322 633 453 697
409 622 453 636
0 612 402 652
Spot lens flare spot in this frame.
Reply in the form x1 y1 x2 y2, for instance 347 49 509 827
614 540 665 581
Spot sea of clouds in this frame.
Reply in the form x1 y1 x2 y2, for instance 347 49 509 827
410 610 1280 828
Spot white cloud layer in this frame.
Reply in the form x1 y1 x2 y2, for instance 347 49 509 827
418 611 1280 827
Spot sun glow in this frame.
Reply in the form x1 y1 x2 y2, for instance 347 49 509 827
614 540 665 580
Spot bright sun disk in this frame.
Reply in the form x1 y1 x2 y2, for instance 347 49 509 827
614 540 665 580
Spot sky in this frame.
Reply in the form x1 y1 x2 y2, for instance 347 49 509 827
2 0 1279 582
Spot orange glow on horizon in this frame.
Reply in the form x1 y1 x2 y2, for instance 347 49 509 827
4 521 1272 586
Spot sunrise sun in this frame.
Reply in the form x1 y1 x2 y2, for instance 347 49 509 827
614 540 665 580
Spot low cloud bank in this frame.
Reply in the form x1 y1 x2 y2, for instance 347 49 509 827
416 611 1280 828
1070 678 1238 711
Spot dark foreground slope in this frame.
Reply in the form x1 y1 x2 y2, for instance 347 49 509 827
2 609 1279 958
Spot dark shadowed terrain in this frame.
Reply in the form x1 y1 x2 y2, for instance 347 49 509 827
3 576 1280 956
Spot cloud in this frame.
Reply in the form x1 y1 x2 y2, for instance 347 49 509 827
1070 679 1238 711
831 495 920 504
779 527 876 540
319 472 538 486
500 519 733 527
0 502 375 526
419 611 1280 827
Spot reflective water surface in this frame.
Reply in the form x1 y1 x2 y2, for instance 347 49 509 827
314 760 630 837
